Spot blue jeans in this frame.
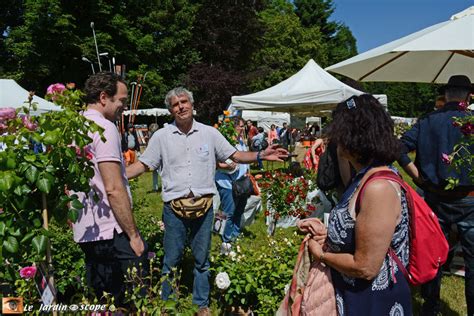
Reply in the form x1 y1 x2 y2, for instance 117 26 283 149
161 202 214 307
421 193 474 316
217 184 248 243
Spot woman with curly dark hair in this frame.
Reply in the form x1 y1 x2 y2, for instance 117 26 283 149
304 94 412 315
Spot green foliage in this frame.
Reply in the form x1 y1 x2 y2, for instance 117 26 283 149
211 233 302 313
294 0 337 36
3 0 200 109
5 0 81 89
445 106 473 189
294 0 357 64
259 170 316 220
122 262 198 315
48 223 87 300
364 82 439 117
216 115 238 146
185 0 266 122
249 1 328 91
394 122 412 139
328 24 358 64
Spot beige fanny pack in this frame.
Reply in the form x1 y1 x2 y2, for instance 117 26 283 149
170 195 213 219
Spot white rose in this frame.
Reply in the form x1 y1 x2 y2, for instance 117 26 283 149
284 283 290 294
229 251 237 261
215 272 231 290
158 221 165 231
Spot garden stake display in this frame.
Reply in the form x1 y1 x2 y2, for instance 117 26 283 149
42 193 58 316
129 74 146 126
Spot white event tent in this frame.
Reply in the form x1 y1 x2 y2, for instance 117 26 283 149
0 79 62 115
239 110 290 131
122 108 170 116
231 59 387 116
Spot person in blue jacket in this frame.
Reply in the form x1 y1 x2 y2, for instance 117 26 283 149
398 75 474 316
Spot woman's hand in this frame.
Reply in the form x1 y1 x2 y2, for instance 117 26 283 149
312 232 327 246
308 238 324 261
298 219 327 240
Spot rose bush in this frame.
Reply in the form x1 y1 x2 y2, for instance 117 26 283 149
258 170 316 221
0 84 101 298
445 102 473 189
215 271 231 290
19 266 37 279
211 232 302 314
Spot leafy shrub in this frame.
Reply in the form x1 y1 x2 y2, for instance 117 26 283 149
211 232 302 314
0 84 100 297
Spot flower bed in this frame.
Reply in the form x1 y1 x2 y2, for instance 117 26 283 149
211 233 302 314
258 169 317 222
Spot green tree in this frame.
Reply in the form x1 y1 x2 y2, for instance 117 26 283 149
0 0 23 75
185 0 266 122
5 0 82 90
294 0 357 64
3 0 199 109
364 82 439 117
328 24 357 64
56 0 200 108
248 0 327 91
294 0 336 38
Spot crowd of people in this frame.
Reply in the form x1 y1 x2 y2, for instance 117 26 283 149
69 72 472 316
244 120 320 150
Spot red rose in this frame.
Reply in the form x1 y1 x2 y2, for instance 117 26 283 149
460 122 473 136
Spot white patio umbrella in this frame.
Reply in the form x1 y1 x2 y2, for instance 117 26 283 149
326 6 474 84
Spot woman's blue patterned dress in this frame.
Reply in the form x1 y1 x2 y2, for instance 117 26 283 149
326 168 412 316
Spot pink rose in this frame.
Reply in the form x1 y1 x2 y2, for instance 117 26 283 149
441 153 452 165
46 83 66 96
0 107 16 122
19 266 37 279
458 101 468 111
84 145 94 160
460 122 473 136
21 115 38 131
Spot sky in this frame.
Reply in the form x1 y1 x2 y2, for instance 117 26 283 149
329 0 473 53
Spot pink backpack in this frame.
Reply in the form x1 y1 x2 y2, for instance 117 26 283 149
357 170 449 286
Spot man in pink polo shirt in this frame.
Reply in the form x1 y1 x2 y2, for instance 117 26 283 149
72 72 147 305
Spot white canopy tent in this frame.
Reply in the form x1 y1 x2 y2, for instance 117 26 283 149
122 108 170 116
0 79 62 115
240 110 290 131
231 59 387 116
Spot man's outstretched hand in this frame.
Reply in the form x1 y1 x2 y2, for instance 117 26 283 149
262 144 289 162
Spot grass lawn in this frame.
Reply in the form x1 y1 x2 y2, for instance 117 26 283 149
130 158 467 315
